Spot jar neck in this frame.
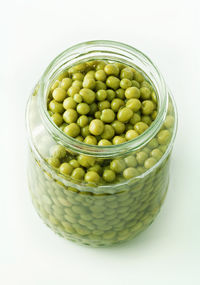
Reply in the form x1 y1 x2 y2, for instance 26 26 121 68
38 40 168 158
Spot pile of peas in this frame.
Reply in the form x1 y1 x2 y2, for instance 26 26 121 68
27 59 175 246
46 60 173 184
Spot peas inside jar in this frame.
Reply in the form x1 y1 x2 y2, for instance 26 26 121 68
27 42 177 248
47 60 161 183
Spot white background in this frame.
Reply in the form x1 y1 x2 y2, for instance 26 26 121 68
1 0 200 284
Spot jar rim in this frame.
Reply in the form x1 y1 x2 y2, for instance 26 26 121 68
38 40 168 158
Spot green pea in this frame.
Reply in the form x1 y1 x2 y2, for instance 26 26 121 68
106 76 120 90
72 72 84 81
47 157 60 168
140 87 151 100
77 115 89 127
142 100 155 115
95 81 107 91
141 80 152 90
111 98 124 112
89 119 104 136
148 138 159 149
64 123 80 137
98 139 112 146
134 71 144 83
52 87 67 102
151 91 157 103
67 86 80 97
96 90 107 101
116 88 125 99
48 215 59 225
141 115 152 125
49 144 66 159
120 67 134 80
144 157 157 169
74 225 90 236
86 60 98 68
84 135 97 145
77 103 90 115
62 221 75 234
59 162 73 176
60 78 72 90
111 120 125 135
72 80 83 88
95 70 107 81
82 77 96 89
136 151 148 165
69 159 80 168
157 130 171 144
106 89 116 101
125 130 139 140
68 63 87 73
88 164 103 175
131 80 140 88
51 113 63 126
81 125 90 137
159 144 168 153
123 167 139 179
134 122 148 134
78 155 95 168
98 100 110 111
63 109 78 124
151 110 157 120
100 109 115 123
85 171 100 184
94 111 101 119
120 78 132 89
103 169 116 182
85 70 95 78
73 93 82 103
63 97 77 110
79 88 95 104
104 64 119 76
103 231 116 240
124 155 137 167
125 87 140 99
71 167 85 180
130 113 141 125
49 100 64 113
112 136 126 144
110 159 126 173
150 148 163 160
117 107 133 123
51 80 60 91
101 125 115 140
75 136 84 142
72 206 88 215
164 115 174 128
96 61 106 70
126 98 141 112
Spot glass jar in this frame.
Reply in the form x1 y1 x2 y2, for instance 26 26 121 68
26 40 177 246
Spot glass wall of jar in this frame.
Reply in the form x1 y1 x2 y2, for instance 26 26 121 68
26 41 177 246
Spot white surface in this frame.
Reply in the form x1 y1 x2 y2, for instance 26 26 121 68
1 0 200 284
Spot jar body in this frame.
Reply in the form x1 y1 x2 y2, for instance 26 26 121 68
26 42 177 246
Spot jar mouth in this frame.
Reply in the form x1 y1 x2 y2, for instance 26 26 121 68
38 40 168 158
